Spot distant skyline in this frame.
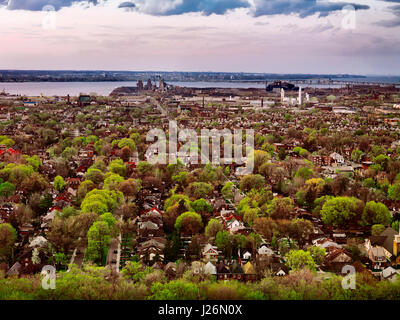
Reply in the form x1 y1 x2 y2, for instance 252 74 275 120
1 0 400 74
0 70 399 77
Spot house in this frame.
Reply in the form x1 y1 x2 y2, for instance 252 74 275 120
270 263 289 276
23 101 38 107
216 260 230 280
190 261 205 275
311 155 332 167
224 215 245 233
379 227 399 257
229 261 244 280
243 262 257 281
139 207 163 225
202 243 219 262
6 262 22 277
330 152 345 164
138 221 164 240
242 251 252 261
78 95 91 107
42 209 57 224
322 248 352 273
19 223 34 237
367 245 387 270
164 262 177 280
0 204 13 223
66 178 81 190
258 245 275 256
204 261 217 275
314 238 342 253
382 266 399 282
137 238 166 263
29 236 48 248
332 233 347 244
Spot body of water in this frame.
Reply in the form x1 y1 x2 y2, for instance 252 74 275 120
0 77 399 97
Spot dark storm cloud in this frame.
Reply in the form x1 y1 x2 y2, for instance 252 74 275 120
252 0 369 18
4 0 97 11
158 0 250 15
130 0 250 16
1 0 249 13
118 1 135 8
1 0 370 17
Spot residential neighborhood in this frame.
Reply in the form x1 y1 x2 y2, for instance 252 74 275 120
0 78 400 300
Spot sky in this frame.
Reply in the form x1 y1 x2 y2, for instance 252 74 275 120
0 0 400 75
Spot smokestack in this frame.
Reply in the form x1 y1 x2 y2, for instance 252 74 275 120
298 87 302 105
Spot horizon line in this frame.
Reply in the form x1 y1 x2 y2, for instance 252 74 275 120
1 69 399 77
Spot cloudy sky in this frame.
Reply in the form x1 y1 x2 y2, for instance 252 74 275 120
0 0 399 74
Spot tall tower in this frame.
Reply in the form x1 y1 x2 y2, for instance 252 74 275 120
137 80 144 91
281 88 285 103
298 87 302 105
158 75 164 91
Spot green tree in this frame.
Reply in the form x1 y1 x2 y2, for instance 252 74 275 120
374 154 390 171
320 197 363 227
174 212 203 235
286 249 316 271
204 219 223 240
61 146 78 160
122 261 153 282
362 178 375 188
221 181 234 200
81 189 123 215
24 155 41 171
307 246 326 265
243 208 259 226
172 171 189 189
351 149 364 163
371 224 386 236
85 168 104 185
108 159 126 178
0 137 15 148
118 138 136 151
103 173 124 191
149 280 200 300
0 182 15 199
295 167 313 180
137 161 154 177
361 201 391 226
99 212 118 236
186 182 213 199
388 183 400 201
86 220 112 265
0 223 17 262
78 180 95 200
191 198 213 214
239 174 265 192
215 230 233 258
54 175 66 192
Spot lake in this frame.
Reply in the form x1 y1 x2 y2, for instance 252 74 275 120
0 77 399 97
